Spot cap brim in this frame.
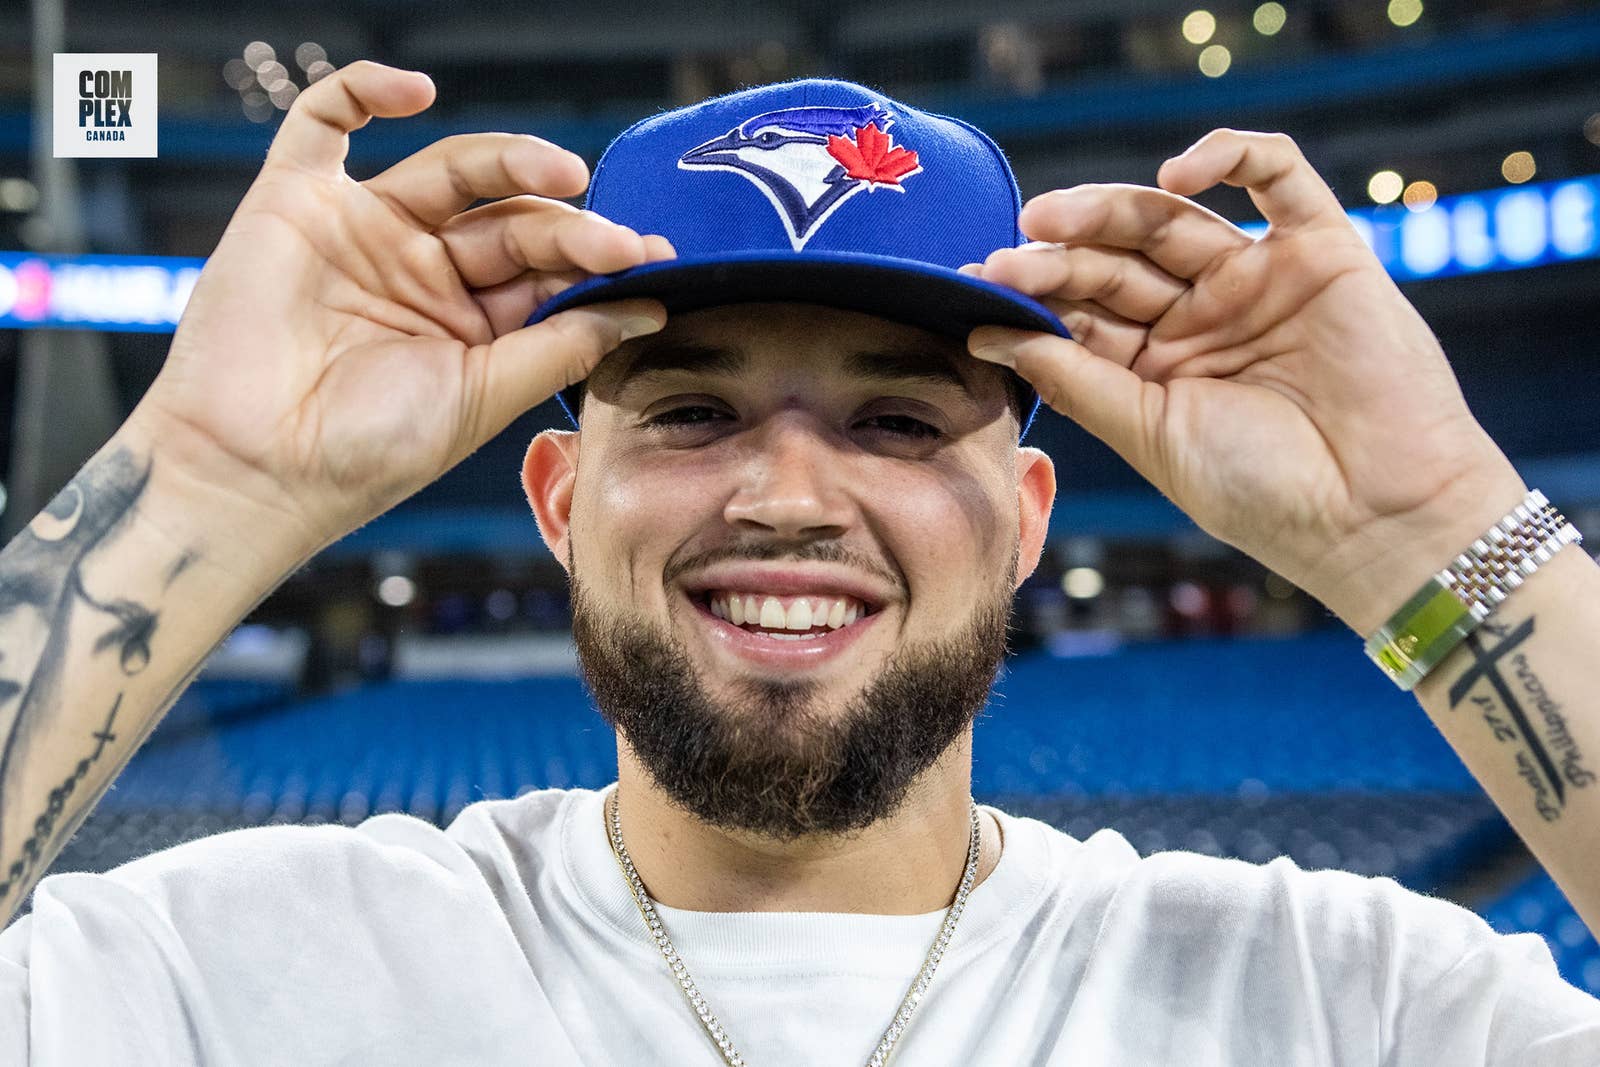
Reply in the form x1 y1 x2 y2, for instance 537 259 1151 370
524 249 1067 440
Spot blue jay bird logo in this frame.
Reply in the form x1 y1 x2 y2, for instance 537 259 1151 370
678 103 924 251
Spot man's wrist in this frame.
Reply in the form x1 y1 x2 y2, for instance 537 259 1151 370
116 409 325 593
1308 466 1532 638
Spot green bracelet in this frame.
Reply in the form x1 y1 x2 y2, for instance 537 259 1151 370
1363 489 1582 691
1364 578 1479 690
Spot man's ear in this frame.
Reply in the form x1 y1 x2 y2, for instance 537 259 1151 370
522 429 581 574
1014 446 1056 589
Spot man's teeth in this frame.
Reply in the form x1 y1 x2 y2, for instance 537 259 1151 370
707 593 865 632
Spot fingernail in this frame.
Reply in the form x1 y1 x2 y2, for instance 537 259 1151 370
970 344 1015 368
620 315 663 341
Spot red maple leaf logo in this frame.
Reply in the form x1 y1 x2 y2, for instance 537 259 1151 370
826 123 921 186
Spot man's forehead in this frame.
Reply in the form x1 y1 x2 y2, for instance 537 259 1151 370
606 336 975 396
586 303 980 396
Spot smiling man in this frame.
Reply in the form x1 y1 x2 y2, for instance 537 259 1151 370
2 61 1600 1066
539 305 1041 855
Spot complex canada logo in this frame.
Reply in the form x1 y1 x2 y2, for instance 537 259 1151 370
53 54 157 158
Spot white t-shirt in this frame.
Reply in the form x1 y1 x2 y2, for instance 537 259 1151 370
1 785 1596 1065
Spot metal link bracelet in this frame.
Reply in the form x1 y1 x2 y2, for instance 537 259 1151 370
1365 489 1583 690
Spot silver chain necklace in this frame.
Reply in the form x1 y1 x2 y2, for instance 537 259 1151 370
604 786 983 1067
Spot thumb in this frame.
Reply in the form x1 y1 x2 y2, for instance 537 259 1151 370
474 298 665 438
969 326 1154 469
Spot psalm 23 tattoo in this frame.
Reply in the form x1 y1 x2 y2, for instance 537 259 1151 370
1449 616 1595 822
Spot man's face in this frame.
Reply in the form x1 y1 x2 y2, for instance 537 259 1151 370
526 302 1053 838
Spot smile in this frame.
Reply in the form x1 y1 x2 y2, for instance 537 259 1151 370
684 589 882 668
704 591 871 638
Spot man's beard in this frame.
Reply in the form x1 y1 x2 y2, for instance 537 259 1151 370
568 553 1015 841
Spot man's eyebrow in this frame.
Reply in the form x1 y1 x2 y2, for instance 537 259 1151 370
842 346 974 396
607 338 976 399
609 341 747 395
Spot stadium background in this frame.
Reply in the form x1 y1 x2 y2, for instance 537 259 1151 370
2 0 1599 997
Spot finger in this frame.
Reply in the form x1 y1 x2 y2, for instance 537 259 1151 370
438 197 664 288
967 326 1153 469
471 298 666 436
978 242 1188 324
266 60 435 176
364 132 589 230
1036 296 1148 369
473 268 586 337
1157 129 1345 231
1019 184 1253 280
642 234 678 261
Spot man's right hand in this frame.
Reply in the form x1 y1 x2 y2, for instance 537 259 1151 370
135 59 670 558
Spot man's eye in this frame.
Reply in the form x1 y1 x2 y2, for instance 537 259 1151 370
645 405 729 428
862 414 942 439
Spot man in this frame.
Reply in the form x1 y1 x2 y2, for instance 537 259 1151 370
0 59 1596 1064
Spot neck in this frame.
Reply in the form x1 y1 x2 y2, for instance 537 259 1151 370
610 733 1003 914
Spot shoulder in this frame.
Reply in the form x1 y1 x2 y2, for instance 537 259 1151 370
10 814 489 956
995 814 1600 1059
1012 811 1556 981
435 786 596 907
46 785 590 916
0 810 567 1063
10 786 591 938
2 802 567 999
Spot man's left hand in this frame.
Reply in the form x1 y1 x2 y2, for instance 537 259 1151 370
965 129 1528 635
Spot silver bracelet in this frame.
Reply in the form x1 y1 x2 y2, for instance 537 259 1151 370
1364 489 1583 690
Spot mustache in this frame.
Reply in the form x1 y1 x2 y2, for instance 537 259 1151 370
663 539 905 595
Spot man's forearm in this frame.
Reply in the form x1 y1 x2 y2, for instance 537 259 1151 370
0 417 313 928
1412 543 1600 939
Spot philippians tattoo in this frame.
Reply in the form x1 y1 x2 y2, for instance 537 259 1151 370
1448 615 1594 822
0 448 158 898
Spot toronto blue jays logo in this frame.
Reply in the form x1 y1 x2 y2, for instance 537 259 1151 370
678 102 923 251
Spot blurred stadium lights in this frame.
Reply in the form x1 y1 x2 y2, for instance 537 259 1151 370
1387 0 1424 28
242 41 274 69
294 42 328 72
227 40 327 122
1368 169 1403 204
372 550 419 609
1168 581 1208 618
980 23 1043 96
1181 10 1216 45
1402 180 1438 212
0 178 38 212
1062 567 1106 600
1252 3 1287 36
1502 150 1537 184
1197 44 1232 77
377 574 417 608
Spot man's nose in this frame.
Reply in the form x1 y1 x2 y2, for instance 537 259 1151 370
722 415 853 539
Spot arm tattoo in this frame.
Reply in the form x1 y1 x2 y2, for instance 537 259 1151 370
1448 615 1595 822
0 448 164 899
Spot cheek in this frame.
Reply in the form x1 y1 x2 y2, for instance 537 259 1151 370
574 450 721 598
872 459 1011 595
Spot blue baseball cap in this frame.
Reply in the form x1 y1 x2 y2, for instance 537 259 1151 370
524 78 1069 440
